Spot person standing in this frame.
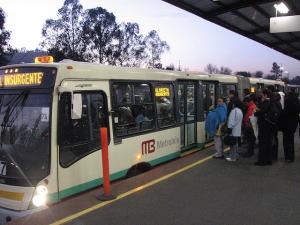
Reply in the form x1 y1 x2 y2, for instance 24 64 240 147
227 90 238 116
242 94 257 157
214 98 227 158
280 92 300 163
271 92 282 161
254 89 274 166
226 99 243 162
205 98 227 158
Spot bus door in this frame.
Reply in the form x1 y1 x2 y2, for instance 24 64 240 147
202 81 217 141
178 82 197 150
57 80 109 200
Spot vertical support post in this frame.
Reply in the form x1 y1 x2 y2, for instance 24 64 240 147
98 127 115 201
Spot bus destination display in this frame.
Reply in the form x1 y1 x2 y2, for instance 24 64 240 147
0 67 56 89
0 72 44 87
155 87 170 96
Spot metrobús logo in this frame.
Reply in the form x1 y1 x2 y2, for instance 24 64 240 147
141 137 179 155
142 139 155 155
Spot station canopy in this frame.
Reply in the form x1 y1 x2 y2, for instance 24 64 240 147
163 0 300 61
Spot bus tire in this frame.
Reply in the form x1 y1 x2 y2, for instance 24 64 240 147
126 162 151 178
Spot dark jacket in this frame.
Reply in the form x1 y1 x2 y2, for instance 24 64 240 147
280 93 300 133
254 99 272 131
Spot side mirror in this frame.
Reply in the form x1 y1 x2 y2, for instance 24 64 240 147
71 93 82 120
58 86 82 119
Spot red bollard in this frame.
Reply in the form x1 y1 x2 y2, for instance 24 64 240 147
98 127 116 201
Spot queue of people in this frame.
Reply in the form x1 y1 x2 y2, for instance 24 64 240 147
205 87 300 166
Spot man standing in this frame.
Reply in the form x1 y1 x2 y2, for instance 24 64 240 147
254 89 274 166
280 92 300 163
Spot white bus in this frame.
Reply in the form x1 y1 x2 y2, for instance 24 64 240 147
0 58 285 222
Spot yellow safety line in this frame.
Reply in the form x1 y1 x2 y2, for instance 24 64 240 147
50 147 229 225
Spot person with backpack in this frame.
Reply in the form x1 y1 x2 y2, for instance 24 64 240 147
254 89 278 166
225 99 243 162
279 92 300 163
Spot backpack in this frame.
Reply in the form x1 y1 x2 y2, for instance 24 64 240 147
265 101 282 128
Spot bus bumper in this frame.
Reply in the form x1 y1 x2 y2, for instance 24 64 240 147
0 206 47 224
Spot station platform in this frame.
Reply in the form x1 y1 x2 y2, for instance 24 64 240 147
7 136 300 225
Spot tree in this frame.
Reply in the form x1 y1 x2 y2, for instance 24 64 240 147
254 71 263 78
270 62 281 79
0 8 12 66
83 7 120 64
204 64 219 74
219 66 232 75
144 30 170 68
236 71 251 77
41 0 87 61
114 22 146 67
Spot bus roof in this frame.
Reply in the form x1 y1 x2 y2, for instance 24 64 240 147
0 61 283 86
1 61 237 83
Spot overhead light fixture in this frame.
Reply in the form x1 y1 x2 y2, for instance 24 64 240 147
274 2 289 14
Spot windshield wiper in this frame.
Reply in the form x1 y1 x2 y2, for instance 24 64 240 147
0 91 29 146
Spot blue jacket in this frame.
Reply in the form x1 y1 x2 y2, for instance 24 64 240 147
216 103 227 124
205 104 227 136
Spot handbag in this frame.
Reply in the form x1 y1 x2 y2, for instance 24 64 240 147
216 123 227 136
220 122 228 135
223 135 237 146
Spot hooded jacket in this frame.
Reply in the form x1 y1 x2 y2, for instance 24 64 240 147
205 103 227 136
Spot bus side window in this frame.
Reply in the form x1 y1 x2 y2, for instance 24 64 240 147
154 84 176 128
220 84 236 99
59 92 108 167
112 82 155 137
203 84 215 113
220 84 227 99
177 84 185 123
202 84 208 117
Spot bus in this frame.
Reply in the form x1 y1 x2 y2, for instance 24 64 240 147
0 58 285 222
287 84 300 97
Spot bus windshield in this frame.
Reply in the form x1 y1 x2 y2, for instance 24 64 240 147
0 92 51 186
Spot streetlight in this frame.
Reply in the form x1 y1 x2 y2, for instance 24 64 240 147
274 2 289 16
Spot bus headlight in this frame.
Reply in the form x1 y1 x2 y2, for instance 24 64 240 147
32 185 48 207
36 185 48 195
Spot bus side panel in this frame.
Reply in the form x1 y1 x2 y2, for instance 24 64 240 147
57 128 181 200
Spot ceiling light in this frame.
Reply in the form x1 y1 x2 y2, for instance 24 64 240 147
274 2 289 14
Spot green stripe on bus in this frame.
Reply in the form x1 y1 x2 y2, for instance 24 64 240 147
149 151 181 166
49 169 128 201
